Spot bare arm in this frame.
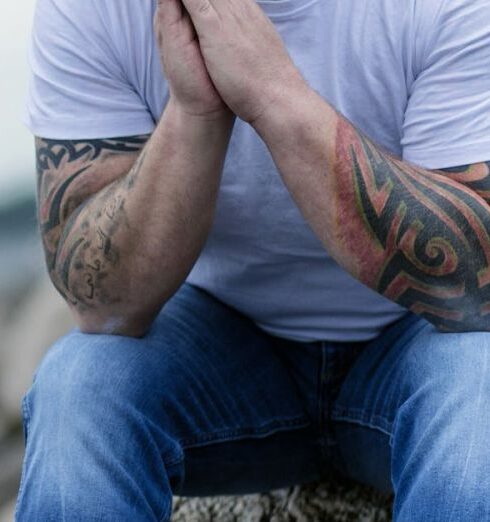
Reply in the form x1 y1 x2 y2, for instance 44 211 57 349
35 0 236 336
37 105 233 337
253 89 490 332
145 0 490 332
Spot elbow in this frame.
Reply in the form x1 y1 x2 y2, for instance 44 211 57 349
429 297 490 334
48 265 168 338
434 322 490 335
72 309 154 339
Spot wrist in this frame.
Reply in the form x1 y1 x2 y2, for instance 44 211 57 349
250 75 313 134
166 98 235 127
251 80 336 155
153 98 235 168
156 98 236 151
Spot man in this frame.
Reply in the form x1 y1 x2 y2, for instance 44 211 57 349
16 0 490 520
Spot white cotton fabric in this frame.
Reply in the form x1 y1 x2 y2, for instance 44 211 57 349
24 0 490 341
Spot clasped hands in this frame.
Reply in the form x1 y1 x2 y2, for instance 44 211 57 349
155 0 309 125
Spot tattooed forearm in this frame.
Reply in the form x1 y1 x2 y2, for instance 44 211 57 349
334 118 490 331
37 136 147 230
438 162 490 204
35 102 234 336
36 136 149 309
36 137 147 177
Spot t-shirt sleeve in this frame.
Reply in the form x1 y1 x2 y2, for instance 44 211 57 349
24 0 156 140
401 0 490 169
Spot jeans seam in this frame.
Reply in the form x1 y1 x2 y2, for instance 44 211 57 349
159 497 173 522
317 343 328 458
179 416 311 448
158 459 185 522
14 393 33 519
165 454 185 468
331 409 394 440
22 392 32 440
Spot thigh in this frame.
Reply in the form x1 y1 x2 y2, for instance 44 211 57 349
329 312 490 495
24 283 326 499
157 285 326 495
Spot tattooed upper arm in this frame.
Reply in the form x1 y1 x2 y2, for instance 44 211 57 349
36 135 149 296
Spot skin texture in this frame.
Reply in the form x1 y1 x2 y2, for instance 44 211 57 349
37 136 148 310
333 120 490 330
180 0 305 123
253 93 490 332
179 0 490 332
37 138 146 271
154 0 229 118
37 0 490 335
36 0 234 336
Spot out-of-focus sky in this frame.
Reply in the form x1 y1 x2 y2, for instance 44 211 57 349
1 0 37 204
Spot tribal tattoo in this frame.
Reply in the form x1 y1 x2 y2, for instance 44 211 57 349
439 162 490 205
334 118 490 332
36 136 149 310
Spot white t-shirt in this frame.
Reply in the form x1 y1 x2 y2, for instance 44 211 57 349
25 0 490 342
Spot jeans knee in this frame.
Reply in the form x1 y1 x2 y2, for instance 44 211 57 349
392 332 490 496
401 328 490 401
17 330 185 521
26 329 158 426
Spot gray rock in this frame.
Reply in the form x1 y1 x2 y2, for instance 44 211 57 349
172 479 393 521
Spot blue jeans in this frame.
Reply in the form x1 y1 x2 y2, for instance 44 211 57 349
15 283 490 521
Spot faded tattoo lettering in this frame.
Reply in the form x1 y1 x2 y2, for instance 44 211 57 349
36 135 149 310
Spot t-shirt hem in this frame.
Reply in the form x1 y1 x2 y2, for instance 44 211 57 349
254 315 408 344
186 280 409 343
403 142 490 170
23 113 156 140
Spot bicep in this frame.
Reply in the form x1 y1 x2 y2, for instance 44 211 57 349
36 135 149 269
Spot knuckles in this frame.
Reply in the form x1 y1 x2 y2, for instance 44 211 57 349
198 0 212 15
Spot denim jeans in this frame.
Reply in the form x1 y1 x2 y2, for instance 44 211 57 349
15 283 490 521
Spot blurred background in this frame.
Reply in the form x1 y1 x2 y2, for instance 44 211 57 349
0 2 74 519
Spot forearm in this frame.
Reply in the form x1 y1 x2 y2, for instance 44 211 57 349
254 87 490 332
54 102 234 336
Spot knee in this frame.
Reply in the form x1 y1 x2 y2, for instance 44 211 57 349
394 330 490 454
18 330 185 520
393 333 490 518
26 329 159 424
393 329 490 462
394 419 490 521
401 328 490 402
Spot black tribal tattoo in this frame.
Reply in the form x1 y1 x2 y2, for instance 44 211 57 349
334 118 490 332
36 135 149 309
